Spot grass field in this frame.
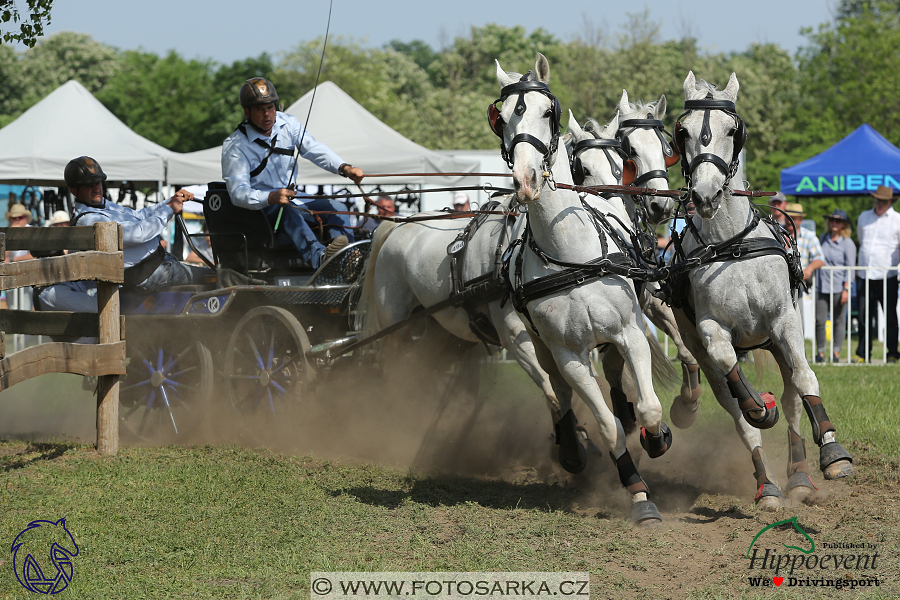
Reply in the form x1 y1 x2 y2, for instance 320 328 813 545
0 358 898 599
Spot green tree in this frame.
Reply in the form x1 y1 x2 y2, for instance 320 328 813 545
97 50 215 152
7 31 119 116
1 0 52 47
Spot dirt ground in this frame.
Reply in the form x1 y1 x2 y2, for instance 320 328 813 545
1 356 898 598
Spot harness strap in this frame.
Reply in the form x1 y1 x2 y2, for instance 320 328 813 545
237 124 295 178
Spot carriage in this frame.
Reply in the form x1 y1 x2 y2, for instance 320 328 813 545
118 182 372 443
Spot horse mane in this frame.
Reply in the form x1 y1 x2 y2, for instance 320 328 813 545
619 99 659 120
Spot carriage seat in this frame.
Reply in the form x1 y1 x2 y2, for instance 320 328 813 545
203 182 313 275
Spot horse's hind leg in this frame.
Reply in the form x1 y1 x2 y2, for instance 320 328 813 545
490 302 561 430
529 335 585 474
767 343 853 502
643 291 702 409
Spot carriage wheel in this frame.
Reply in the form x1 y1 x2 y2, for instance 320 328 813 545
119 335 213 444
224 306 312 438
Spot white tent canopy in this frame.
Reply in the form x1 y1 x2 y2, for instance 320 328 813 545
0 80 172 185
166 81 479 186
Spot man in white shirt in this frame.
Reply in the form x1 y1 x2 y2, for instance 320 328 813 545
854 185 900 362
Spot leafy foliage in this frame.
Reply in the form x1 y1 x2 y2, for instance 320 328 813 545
0 0 52 47
0 2 897 214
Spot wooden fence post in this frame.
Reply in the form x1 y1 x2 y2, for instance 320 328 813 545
94 222 122 455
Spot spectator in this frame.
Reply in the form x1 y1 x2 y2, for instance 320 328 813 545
769 191 788 225
853 185 900 363
783 203 825 283
5 203 34 262
47 210 70 227
361 195 396 232
815 209 856 363
453 192 471 212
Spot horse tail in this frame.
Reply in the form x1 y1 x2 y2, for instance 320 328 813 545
644 320 681 391
354 221 400 338
752 347 776 382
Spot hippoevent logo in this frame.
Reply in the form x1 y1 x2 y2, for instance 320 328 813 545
746 517 881 590
794 174 900 194
10 518 79 594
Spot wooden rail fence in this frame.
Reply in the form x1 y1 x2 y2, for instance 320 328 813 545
0 221 125 455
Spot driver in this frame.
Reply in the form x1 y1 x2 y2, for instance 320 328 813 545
221 77 364 269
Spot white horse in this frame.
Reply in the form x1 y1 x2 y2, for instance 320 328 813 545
666 71 853 509
493 53 673 523
569 98 703 424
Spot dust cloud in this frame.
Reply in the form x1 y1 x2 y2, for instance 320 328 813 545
0 344 785 514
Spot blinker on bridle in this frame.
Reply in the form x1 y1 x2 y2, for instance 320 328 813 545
570 135 624 185
616 115 680 187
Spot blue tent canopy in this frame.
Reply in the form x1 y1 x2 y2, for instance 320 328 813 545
780 124 900 196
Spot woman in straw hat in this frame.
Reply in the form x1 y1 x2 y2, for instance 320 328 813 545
816 209 855 362
4 203 34 262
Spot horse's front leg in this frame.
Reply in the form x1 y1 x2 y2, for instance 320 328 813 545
697 316 779 430
549 342 661 525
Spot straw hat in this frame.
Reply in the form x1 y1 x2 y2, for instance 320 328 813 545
784 202 805 218
870 185 894 202
5 203 32 224
48 210 70 226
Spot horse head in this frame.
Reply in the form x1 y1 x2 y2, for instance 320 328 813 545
491 53 563 204
565 110 622 187
676 71 744 219
616 90 678 224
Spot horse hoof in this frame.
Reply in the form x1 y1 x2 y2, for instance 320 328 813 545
820 442 853 478
754 482 785 512
640 422 673 458
786 472 817 504
756 495 783 512
631 500 662 526
743 394 779 430
670 398 700 429
823 459 853 480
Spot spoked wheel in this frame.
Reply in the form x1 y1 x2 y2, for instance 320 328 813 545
119 334 213 444
224 306 312 440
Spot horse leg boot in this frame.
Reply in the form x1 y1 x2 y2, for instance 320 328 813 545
725 364 779 429
752 446 785 511
670 362 702 429
555 409 587 474
610 449 661 525
802 395 853 479
784 428 817 503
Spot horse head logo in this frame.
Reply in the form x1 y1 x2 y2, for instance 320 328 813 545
11 518 80 594
747 516 815 557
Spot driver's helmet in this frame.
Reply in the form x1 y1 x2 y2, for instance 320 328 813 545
64 156 108 188
240 77 279 108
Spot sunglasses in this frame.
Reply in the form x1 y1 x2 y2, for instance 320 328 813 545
9 215 27 221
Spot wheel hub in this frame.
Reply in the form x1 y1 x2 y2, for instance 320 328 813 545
259 371 271 387
150 371 165 388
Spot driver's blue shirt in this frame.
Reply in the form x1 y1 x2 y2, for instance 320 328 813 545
72 199 172 268
221 111 344 209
